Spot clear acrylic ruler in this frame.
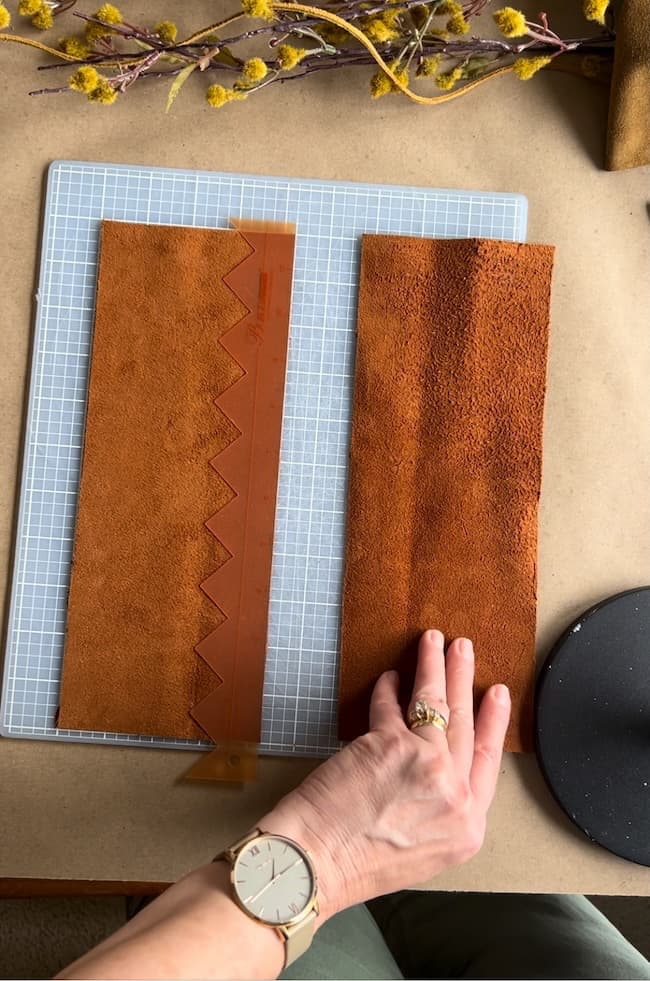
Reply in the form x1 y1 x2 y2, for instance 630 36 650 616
1 161 527 757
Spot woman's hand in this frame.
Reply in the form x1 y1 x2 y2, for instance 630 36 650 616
58 631 510 980
262 630 510 920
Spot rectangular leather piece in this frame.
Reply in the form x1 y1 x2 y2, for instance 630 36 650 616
339 235 554 752
58 220 295 742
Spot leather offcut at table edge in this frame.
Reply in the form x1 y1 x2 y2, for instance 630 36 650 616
338 235 555 753
58 220 295 745
606 0 650 171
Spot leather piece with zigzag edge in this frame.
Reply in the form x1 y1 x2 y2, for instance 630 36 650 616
59 221 257 740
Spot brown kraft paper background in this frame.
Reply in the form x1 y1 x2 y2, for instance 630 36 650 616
58 220 294 742
339 235 555 753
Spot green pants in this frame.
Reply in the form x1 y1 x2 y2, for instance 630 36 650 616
282 892 650 980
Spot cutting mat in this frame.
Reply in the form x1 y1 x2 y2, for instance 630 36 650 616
1 160 527 757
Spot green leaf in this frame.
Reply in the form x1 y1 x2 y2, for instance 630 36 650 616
213 46 240 68
165 62 197 113
463 56 491 79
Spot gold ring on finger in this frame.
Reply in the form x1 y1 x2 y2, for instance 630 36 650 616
408 699 449 734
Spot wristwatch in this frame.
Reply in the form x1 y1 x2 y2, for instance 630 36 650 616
214 828 319 968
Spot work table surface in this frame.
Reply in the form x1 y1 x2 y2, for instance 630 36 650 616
2 0 650 893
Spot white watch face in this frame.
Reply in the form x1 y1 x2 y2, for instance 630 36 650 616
233 835 315 925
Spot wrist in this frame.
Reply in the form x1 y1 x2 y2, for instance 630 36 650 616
259 802 347 923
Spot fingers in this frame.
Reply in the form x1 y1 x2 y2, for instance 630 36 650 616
408 629 448 744
470 684 511 809
369 670 405 731
445 637 475 773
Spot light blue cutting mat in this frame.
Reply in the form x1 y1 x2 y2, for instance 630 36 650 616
1 160 527 757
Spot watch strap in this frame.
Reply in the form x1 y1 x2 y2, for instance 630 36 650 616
280 908 318 968
213 827 263 866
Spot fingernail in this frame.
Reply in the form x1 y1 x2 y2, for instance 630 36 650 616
459 638 473 658
429 629 444 647
494 684 510 703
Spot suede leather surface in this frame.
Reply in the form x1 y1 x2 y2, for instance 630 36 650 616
339 236 555 753
607 0 650 171
59 221 294 742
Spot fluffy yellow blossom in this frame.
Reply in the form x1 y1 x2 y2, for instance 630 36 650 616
513 55 550 80
493 7 527 37
32 2 54 30
87 79 118 103
381 6 404 27
370 59 409 99
94 3 122 23
436 0 462 13
364 18 398 42
155 20 178 44
60 36 90 57
370 70 393 99
447 12 469 34
417 54 441 77
241 56 268 82
277 44 307 69
241 0 275 21
0 3 10 28
206 84 229 107
17 0 40 14
391 63 409 88
582 0 609 24
435 65 463 89
206 84 247 108
68 65 101 92
85 22 108 41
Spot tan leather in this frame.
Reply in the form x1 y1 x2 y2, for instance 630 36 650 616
606 0 650 170
191 228 296 743
59 220 295 742
339 236 555 753
282 909 318 967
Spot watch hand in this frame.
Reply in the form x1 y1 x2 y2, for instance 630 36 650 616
276 857 302 879
248 857 302 904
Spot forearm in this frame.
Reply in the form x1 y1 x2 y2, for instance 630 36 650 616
57 632 509 979
57 805 339 981
58 861 286 980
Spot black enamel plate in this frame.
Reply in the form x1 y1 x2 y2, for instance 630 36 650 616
535 587 650 866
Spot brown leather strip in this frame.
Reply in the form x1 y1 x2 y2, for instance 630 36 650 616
191 229 296 744
59 221 295 742
339 236 554 753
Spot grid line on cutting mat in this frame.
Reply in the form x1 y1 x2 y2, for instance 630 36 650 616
1 161 527 757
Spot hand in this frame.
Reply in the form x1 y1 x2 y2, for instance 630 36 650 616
262 630 510 920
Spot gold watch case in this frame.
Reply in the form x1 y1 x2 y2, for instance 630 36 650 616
220 829 319 928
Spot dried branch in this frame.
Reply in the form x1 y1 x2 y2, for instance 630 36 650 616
0 0 615 109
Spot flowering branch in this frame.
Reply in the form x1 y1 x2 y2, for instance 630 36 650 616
0 0 616 109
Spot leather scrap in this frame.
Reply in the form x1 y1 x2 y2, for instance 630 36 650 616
339 235 555 753
606 0 650 170
59 220 295 744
